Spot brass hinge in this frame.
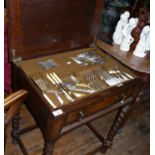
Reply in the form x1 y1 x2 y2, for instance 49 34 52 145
89 42 96 48
10 49 22 64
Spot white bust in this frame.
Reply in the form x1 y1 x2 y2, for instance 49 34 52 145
120 18 139 52
113 11 130 45
133 25 150 57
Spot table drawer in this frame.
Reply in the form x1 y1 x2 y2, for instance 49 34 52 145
64 94 119 125
64 86 133 125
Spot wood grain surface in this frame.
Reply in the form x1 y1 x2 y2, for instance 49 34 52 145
96 40 150 74
5 100 149 155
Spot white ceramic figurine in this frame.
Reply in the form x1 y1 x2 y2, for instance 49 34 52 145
120 18 139 52
133 25 150 57
112 11 130 45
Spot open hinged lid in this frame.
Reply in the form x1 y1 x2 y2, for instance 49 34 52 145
7 0 104 61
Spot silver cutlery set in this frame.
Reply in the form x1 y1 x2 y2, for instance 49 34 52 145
38 59 57 69
71 50 104 65
30 66 134 109
88 67 134 87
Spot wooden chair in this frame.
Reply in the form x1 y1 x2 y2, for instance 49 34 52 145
4 89 28 152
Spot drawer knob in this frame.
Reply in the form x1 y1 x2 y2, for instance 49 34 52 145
121 94 126 99
79 111 85 121
120 94 126 104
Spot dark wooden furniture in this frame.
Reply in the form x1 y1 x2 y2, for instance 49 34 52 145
6 0 145 155
96 40 150 102
96 40 149 74
4 89 28 151
96 40 150 84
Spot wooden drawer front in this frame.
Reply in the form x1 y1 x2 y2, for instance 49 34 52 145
64 86 134 126
65 94 120 125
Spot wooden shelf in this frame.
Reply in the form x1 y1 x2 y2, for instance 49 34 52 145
96 40 150 74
